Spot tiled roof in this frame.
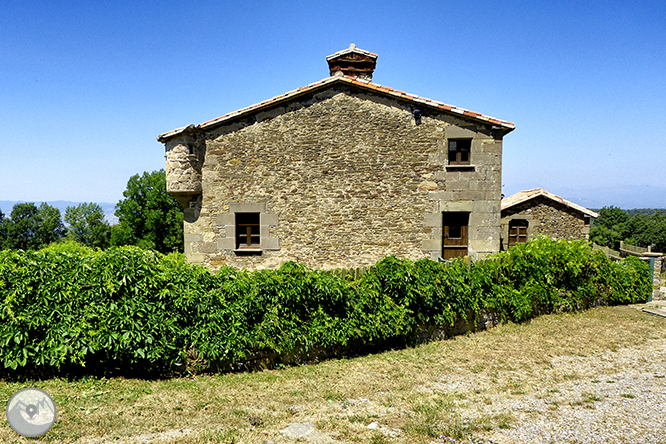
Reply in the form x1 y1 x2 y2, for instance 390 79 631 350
501 188 599 218
158 75 515 142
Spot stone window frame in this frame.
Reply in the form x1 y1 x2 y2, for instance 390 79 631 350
216 203 279 254
423 203 474 261
428 127 480 172
442 211 470 260
501 214 534 250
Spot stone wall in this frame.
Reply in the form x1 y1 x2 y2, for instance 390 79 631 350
165 85 505 271
500 196 590 250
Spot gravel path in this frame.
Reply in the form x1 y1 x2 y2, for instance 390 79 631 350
477 339 666 444
71 337 666 444
272 332 666 444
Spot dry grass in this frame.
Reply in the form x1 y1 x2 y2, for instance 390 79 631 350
1 305 665 443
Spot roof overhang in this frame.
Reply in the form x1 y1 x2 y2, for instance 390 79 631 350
158 75 515 143
501 188 599 218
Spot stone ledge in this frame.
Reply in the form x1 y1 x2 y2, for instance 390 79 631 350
229 202 266 213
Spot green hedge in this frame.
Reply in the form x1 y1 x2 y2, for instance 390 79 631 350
0 238 651 376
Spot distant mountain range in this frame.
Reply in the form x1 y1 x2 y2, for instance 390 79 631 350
0 201 118 225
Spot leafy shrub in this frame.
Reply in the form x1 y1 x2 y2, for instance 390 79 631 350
478 238 650 322
0 247 180 374
39 239 98 255
0 238 651 376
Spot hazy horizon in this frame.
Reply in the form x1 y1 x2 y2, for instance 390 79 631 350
2 1 664 208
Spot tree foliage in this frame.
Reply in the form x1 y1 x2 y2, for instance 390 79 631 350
0 209 5 246
594 206 630 229
591 206 666 252
623 214 666 253
0 203 67 250
65 203 111 248
625 208 666 218
111 170 184 253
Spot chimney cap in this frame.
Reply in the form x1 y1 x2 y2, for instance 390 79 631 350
326 44 378 81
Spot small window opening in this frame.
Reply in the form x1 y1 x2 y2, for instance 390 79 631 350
448 139 471 165
508 219 529 246
236 213 260 249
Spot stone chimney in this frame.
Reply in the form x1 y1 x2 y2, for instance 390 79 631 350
326 44 378 81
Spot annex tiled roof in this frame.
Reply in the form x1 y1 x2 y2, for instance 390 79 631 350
158 75 515 143
501 188 599 218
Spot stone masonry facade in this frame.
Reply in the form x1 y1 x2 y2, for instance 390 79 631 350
159 46 514 271
164 87 507 271
500 195 592 250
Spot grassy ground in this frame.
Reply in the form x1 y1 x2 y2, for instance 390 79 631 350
2 304 665 443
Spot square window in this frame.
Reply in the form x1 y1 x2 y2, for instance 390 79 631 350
448 139 471 165
236 213 260 249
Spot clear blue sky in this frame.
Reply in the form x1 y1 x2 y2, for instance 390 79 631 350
2 0 664 209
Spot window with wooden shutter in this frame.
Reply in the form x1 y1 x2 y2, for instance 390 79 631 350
508 219 529 246
235 213 260 249
448 139 471 165
442 212 469 259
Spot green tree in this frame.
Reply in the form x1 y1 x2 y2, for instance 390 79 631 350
111 170 184 253
591 207 666 253
0 209 6 248
625 213 666 253
594 206 630 230
3 203 67 250
590 206 630 250
65 202 111 248
589 225 623 250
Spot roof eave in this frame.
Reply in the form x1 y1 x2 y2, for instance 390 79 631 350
502 189 599 218
157 76 515 143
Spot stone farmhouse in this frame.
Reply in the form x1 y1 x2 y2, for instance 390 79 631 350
500 188 599 250
158 45 515 271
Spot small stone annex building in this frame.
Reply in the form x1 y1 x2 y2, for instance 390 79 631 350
500 188 599 250
158 45 515 270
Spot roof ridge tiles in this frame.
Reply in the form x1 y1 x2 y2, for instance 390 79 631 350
501 188 599 218
158 75 514 142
